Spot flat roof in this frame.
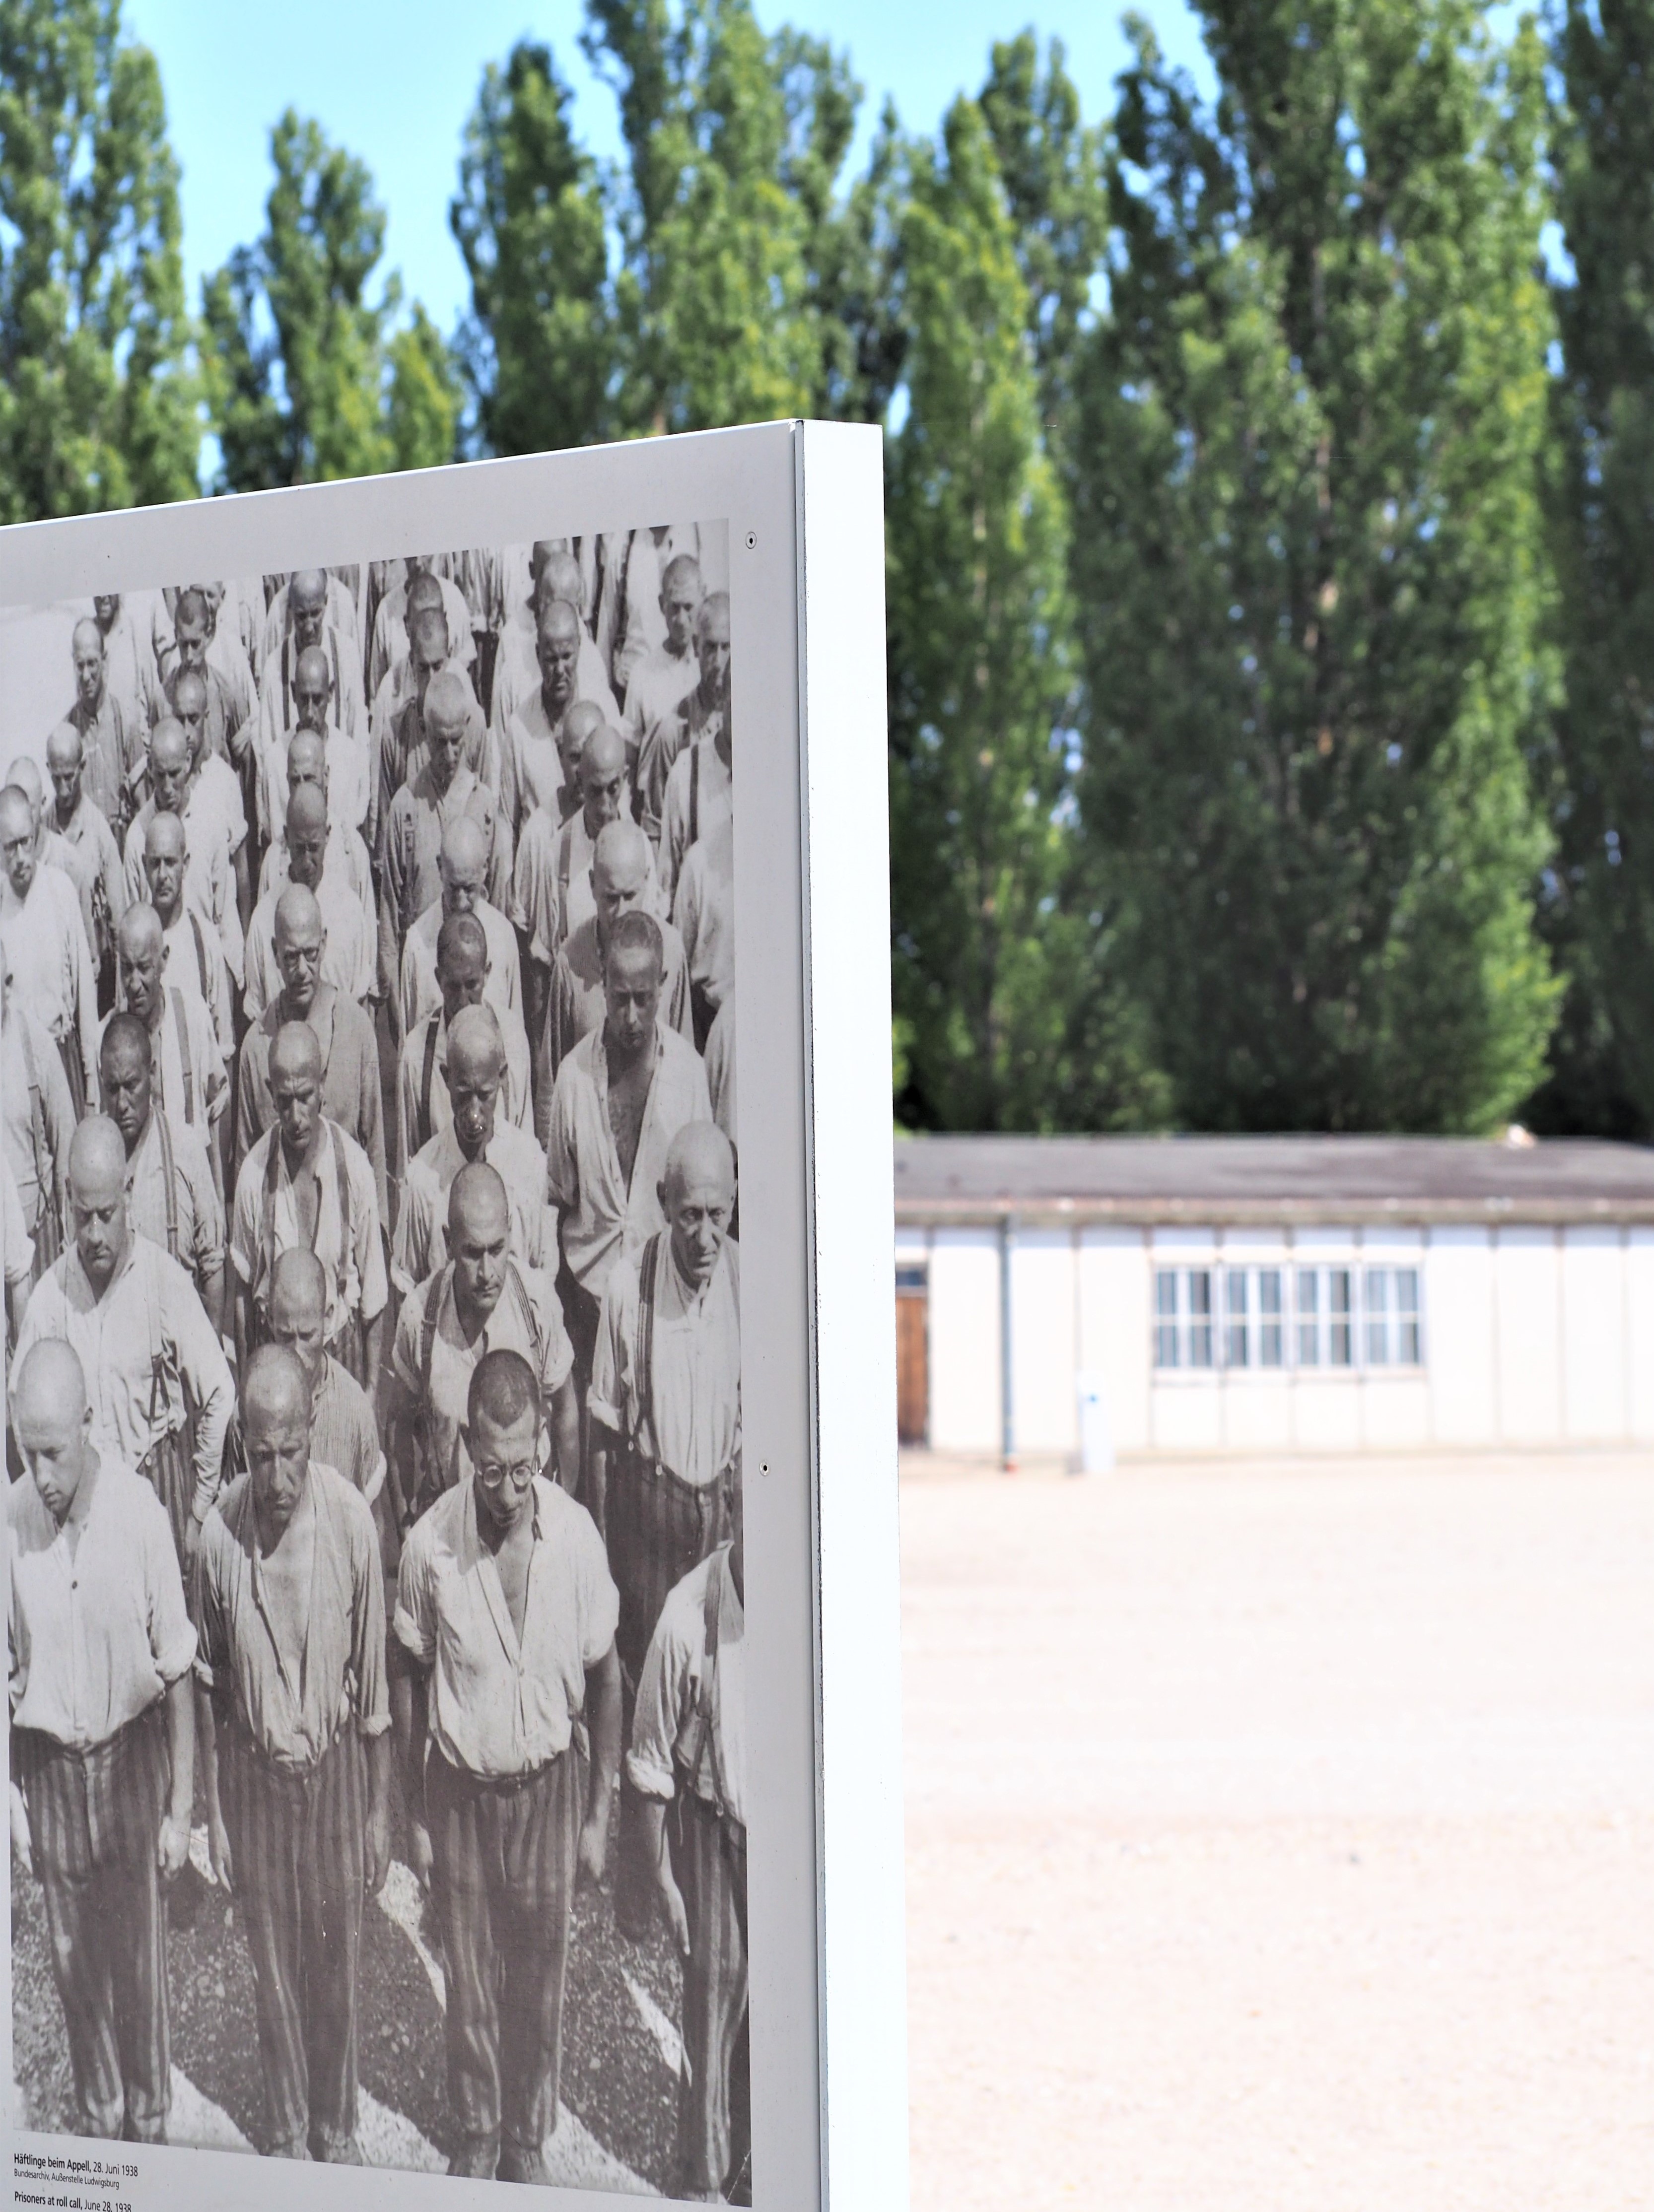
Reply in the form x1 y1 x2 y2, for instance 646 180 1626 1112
893 1134 1654 1226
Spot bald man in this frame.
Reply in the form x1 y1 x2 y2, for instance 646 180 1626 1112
48 610 149 831
545 909 711 1387
397 809 526 1045
124 718 245 1005
107 901 230 1184
195 1342 390 2164
256 727 377 946
513 720 654 996
594 522 713 698
90 590 169 751
161 585 256 769
130 804 234 1053
366 554 475 704
243 788 374 1019
636 577 730 850
385 1162 577 1542
397 909 532 1175
0 782 99 1111
230 1022 387 1395
99 1011 224 1330
266 1248 385 1509
379 669 510 1010
673 810 735 1051
159 655 254 950
491 546 620 744
2 943 76 1274
5 752 80 888
391 1345 620 2185
256 566 366 762
377 605 498 850
255 641 370 845
544 817 690 1112
9 1338 197 2145
657 593 733 905
235 884 386 1221
619 549 704 763
499 600 604 839
260 567 359 676
47 720 128 999
591 1119 740 1944
367 575 472 815
392 1003 554 1297
15 1117 234 1568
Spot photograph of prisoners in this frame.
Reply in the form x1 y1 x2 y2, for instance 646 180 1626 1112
1 524 750 2200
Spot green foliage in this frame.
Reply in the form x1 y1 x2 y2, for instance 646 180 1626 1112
0 0 198 522
202 110 458 491
1538 0 1654 1138
1071 3 1562 1134
454 1 882 452
887 96 1165 1132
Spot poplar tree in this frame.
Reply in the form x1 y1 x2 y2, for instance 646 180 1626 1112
1541 0 1654 1136
0 0 198 521
202 110 459 491
887 99 1085 1130
1072 4 1561 1133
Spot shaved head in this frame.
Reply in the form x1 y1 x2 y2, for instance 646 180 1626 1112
660 1120 736 1290
145 809 186 862
581 724 625 786
269 1019 322 1088
448 1001 505 1085
69 1113 128 1198
290 569 328 613
118 901 163 962
70 616 104 660
593 818 650 896
12 1340 93 1516
424 669 471 737
46 722 83 773
286 729 327 786
293 643 330 688
6 756 43 812
273 882 323 950
536 550 584 612
439 814 489 917
285 781 328 841
663 1120 736 1207
436 909 488 977
148 716 190 777
270 1246 327 1330
243 1341 311 1431
450 1159 510 1245
536 597 580 649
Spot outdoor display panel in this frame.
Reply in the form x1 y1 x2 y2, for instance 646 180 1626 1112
0 421 904 2211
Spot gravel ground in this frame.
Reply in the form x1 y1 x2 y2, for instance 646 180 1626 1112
901 1451 1654 2212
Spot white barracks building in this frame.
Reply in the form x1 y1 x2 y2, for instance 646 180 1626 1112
892 1135 1654 1463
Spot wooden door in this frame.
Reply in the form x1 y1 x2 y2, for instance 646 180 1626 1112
896 1286 929 1445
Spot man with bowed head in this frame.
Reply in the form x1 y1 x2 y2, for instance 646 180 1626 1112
126 739 236 1052
230 1021 388 1398
49 613 148 830
15 1116 234 1572
108 901 229 1189
98 1012 224 1330
544 816 691 1105
385 1160 577 1544
259 727 376 945
264 1246 385 1511
194 1342 391 2164
243 782 374 1018
235 882 387 1225
8 1339 198 2145
396 908 532 1174
398 809 526 1047
392 1002 554 1295
0 781 99 1115
46 719 127 1003
392 1346 621 2185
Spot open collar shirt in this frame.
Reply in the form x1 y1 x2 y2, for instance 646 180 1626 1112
53 685 147 831
393 1475 618 1779
390 1261 574 1495
659 737 732 908
234 993 388 1226
545 1022 711 1302
591 1235 740 1488
196 1463 389 1771
242 873 374 1021
53 795 127 963
230 1120 388 1339
391 1118 554 1297
396 1001 532 1173
13 1235 234 1524
100 992 228 1140
0 866 99 1094
10 1461 197 1753
625 1544 745 1826
125 793 244 994
124 1107 222 1291
398 893 523 1040
546 914 691 1085
381 764 509 942
2 1003 75 1233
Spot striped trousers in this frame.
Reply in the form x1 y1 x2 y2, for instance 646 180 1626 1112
672 1793 750 2204
220 1723 365 2158
610 1457 733 1937
13 1704 171 2143
426 1744 582 2161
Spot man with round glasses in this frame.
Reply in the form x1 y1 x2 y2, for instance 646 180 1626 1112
392 1345 620 2185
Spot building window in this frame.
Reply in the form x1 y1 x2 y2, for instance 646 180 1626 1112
1156 1262 1424 1374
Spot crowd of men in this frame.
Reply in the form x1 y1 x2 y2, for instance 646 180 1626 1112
3 533 747 2199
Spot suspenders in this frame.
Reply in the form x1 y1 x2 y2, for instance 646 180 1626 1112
689 741 699 849
188 909 211 1002
168 988 195 1124
627 1232 663 1467
262 1121 352 1317
153 1109 180 1263
17 1019 52 1234
418 1259 546 1401
418 1015 442 1152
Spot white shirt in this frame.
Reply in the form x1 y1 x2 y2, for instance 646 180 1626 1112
242 875 374 1019
626 1544 745 1824
398 895 524 1041
394 1475 618 1778
392 1119 555 1296
231 1121 388 1338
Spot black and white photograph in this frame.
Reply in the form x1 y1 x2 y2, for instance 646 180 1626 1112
1 520 755 2199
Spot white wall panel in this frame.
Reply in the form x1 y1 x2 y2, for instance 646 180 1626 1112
1077 1229 1150 1453
1426 1229 1497 1445
927 1229 1000 1453
1009 1229 1078 1456
1560 1227 1626 1442
1492 1228 1560 1444
1630 1230 1654 1443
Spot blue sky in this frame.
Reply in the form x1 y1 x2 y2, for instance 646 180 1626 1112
122 0 1215 335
